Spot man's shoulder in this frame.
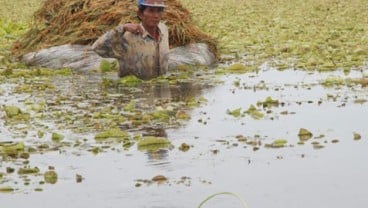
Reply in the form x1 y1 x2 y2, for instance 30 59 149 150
158 22 169 34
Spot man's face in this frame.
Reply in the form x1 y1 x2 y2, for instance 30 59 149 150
139 7 163 28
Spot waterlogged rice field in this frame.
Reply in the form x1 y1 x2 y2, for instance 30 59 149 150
1 0 368 208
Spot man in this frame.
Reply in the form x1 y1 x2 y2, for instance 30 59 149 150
92 0 169 80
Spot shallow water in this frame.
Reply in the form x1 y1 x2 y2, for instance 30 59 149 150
1 67 368 208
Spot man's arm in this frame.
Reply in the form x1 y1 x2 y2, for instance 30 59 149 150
92 25 127 59
92 24 143 59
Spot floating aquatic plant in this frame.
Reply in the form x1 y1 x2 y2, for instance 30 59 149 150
4 105 22 118
119 75 143 87
265 139 288 148
353 132 361 140
257 96 280 108
178 143 191 152
182 0 368 71
227 108 242 118
245 105 264 120
322 76 345 87
0 186 15 193
226 63 258 73
51 132 64 143
298 128 313 141
99 59 117 72
95 128 130 141
1 142 25 157
44 170 58 184
137 136 171 151
17 167 40 175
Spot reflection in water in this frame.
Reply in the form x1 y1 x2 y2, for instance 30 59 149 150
142 126 167 137
145 149 170 166
114 80 208 104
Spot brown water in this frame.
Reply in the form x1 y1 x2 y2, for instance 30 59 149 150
1 66 368 208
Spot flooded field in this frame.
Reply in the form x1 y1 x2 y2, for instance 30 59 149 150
1 0 368 207
1 63 367 208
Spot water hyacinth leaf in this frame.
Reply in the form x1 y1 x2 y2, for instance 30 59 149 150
119 75 143 87
3 105 30 121
151 110 173 122
44 170 58 184
226 63 257 73
227 108 242 118
175 110 191 120
123 140 135 149
0 186 15 193
322 76 345 87
18 167 40 175
37 130 45 138
4 106 22 118
152 175 167 182
100 59 117 72
272 139 288 148
257 96 280 108
1 142 25 156
245 105 264 120
51 132 64 142
298 128 313 141
95 128 130 141
179 143 191 152
353 132 361 141
124 100 136 112
137 136 171 150
76 174 83 183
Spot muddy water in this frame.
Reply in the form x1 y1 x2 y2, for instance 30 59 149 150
1 67 368 208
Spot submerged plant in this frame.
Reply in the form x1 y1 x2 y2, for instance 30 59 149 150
197 192 249 208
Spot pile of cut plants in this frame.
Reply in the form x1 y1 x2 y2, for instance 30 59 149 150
11 0 217 57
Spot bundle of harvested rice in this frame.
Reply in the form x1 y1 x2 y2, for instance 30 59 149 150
12 0 217 57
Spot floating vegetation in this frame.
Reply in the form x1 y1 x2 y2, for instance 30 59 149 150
225 63 258 73
0 186 15 193
99 60 117 72
322 76 346 87
17 167 40 175
175 110 191 121
182 0 368 71
119 75 143 87
298 128 313 141
51 132 64 143
179 143 191 152
227 108 242 118
44 170 58 184
151 175 168 182
257 96 280 108
94 129 130 141
151 109 173 123
245 105 264 120
312 143 325 150
76 174 83 183
1 142 25 158
353 132 362 141
186 97 208 108
265 139 288 148
137 136 171 151
3 105 30 121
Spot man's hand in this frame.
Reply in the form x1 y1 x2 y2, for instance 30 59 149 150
123 23 144 35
